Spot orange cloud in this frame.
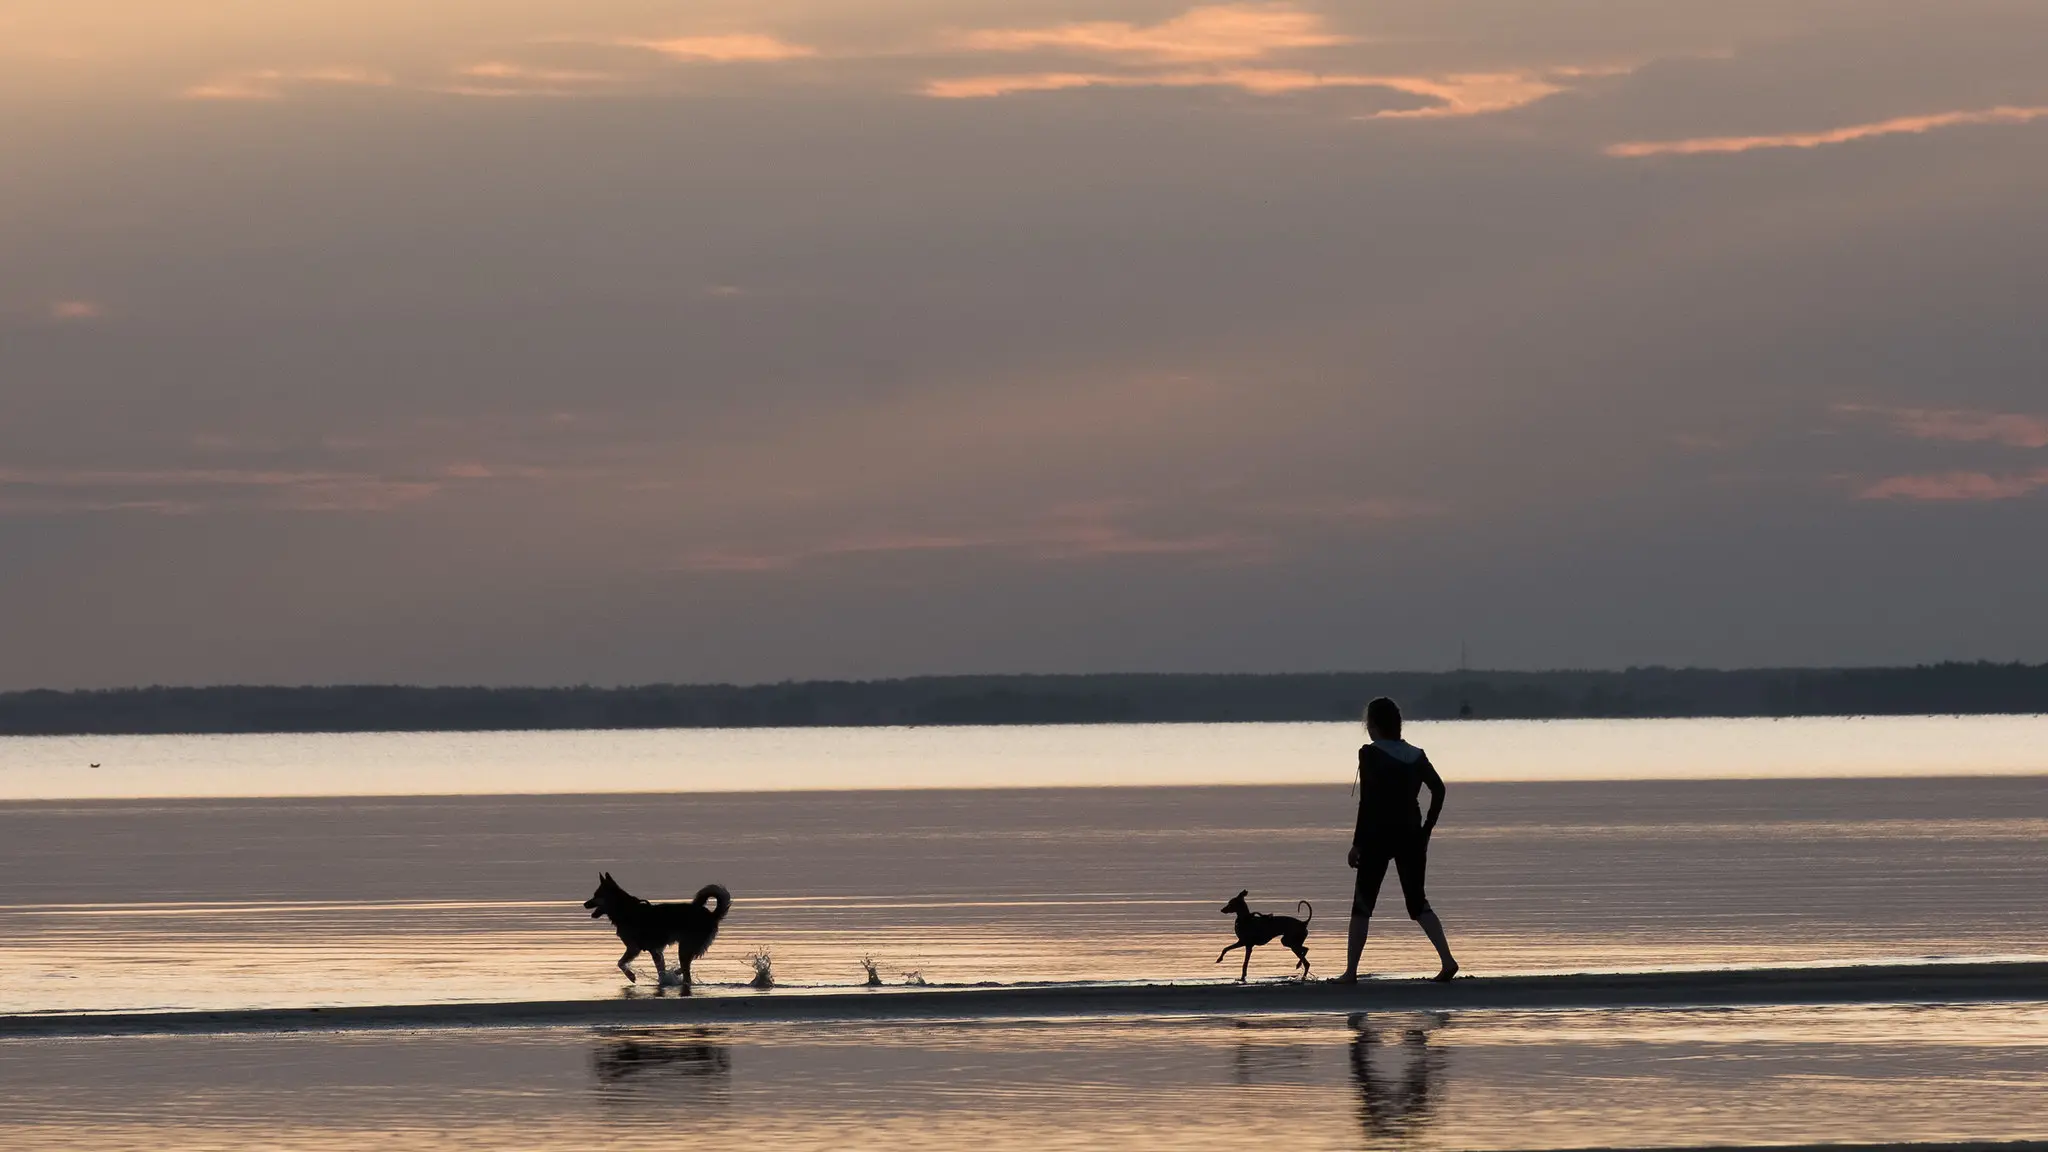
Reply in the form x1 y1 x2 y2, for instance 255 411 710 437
181 67 392 101
1364 72 1566 119
951 4 1349 64
1838 404 2048 450
929 6 1592 115
924 67 1562 115
627 34 817 63
1608 105 2048 157
1858 470 2048 502
924 69 1350 99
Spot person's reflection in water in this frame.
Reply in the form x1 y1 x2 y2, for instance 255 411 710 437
1348 1012 1449 1144
592 1028 733 1101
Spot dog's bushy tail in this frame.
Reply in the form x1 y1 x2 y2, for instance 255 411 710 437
1298 900 1313 924
694 884 733 920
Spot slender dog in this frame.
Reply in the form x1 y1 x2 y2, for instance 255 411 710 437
583 872 731 987
1217 889 1313 982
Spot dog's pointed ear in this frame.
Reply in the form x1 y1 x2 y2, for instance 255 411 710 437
1237 889 1248 898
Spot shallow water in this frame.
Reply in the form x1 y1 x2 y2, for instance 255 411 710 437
4 721 2046 1149
5 714 2046 799
4 1006 2045 1150
2 778 2042 1014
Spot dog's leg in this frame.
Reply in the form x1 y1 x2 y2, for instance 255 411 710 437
1216 942 1241 964
651 947 674 986
680 952 693 990
1240 946 1254 983
617 947 641 983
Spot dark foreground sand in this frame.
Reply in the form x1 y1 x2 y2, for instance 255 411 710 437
1548 1146 2047 1152
6 960 2043 1038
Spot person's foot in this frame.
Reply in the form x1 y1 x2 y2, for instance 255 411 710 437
1432 960 1460 983
1331 971 1360 984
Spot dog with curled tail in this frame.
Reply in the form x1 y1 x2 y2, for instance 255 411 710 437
584 873 731 988
1217 889 1313 982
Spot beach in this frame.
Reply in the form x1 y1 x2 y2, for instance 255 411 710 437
3 720 2045 1148
6 960 2045 1038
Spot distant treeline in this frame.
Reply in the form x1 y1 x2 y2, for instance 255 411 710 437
2 663 2046 735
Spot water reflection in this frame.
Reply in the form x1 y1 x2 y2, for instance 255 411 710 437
1228 1018 1318 1086
1348 1012 1449 1144
591 1028 732 1099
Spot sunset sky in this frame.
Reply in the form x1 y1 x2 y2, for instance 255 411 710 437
3 0 2045 689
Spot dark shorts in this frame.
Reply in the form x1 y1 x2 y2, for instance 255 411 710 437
1353 836 1432 920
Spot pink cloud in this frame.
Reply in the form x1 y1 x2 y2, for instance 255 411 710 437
1243 497 1441 521
1608 105 2048 158
458 62 615 84
626 34 816 63
436 61 625 97
1858 470 2048 502
676 551 797 573
270 480 443 512
1030 526 1261 560
676 502 1277 572
47 299 103 321
0 461 537 516
1838 404 2048 450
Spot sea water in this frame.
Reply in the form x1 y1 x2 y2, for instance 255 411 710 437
1 717 2044 1149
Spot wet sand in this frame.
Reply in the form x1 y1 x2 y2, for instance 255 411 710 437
9 960 2043 1038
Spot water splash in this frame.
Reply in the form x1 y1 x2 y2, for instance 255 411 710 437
742 947 774 990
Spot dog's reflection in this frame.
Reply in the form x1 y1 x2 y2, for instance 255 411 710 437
591 1028 733 1099
1348 1012 1448 1143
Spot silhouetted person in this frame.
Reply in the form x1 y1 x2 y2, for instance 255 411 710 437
1337 697 1459 983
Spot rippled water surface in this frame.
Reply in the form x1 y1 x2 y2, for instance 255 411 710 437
2 776 2044 1014
4 1006 2046 1150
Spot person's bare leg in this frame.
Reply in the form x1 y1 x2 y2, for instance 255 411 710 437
1338 913 1371 981
1417 910 1458 981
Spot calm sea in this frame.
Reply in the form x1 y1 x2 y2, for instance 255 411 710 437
5 715 2045 798
2 717 2043 1149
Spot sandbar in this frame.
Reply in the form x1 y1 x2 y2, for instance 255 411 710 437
4 960 2042 1039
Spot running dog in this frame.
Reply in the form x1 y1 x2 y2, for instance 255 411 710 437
584 873 731 988
1217 889 1313 982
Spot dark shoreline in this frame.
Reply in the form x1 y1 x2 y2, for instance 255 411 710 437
5 961 2043 1038
5 662 2048 736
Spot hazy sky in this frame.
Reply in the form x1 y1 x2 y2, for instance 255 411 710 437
3 0 2046 689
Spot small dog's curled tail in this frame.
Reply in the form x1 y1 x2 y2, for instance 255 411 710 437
693 884 733 920
1297 900 1313 924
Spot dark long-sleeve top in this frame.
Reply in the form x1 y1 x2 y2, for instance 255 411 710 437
1352 743 1447 847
